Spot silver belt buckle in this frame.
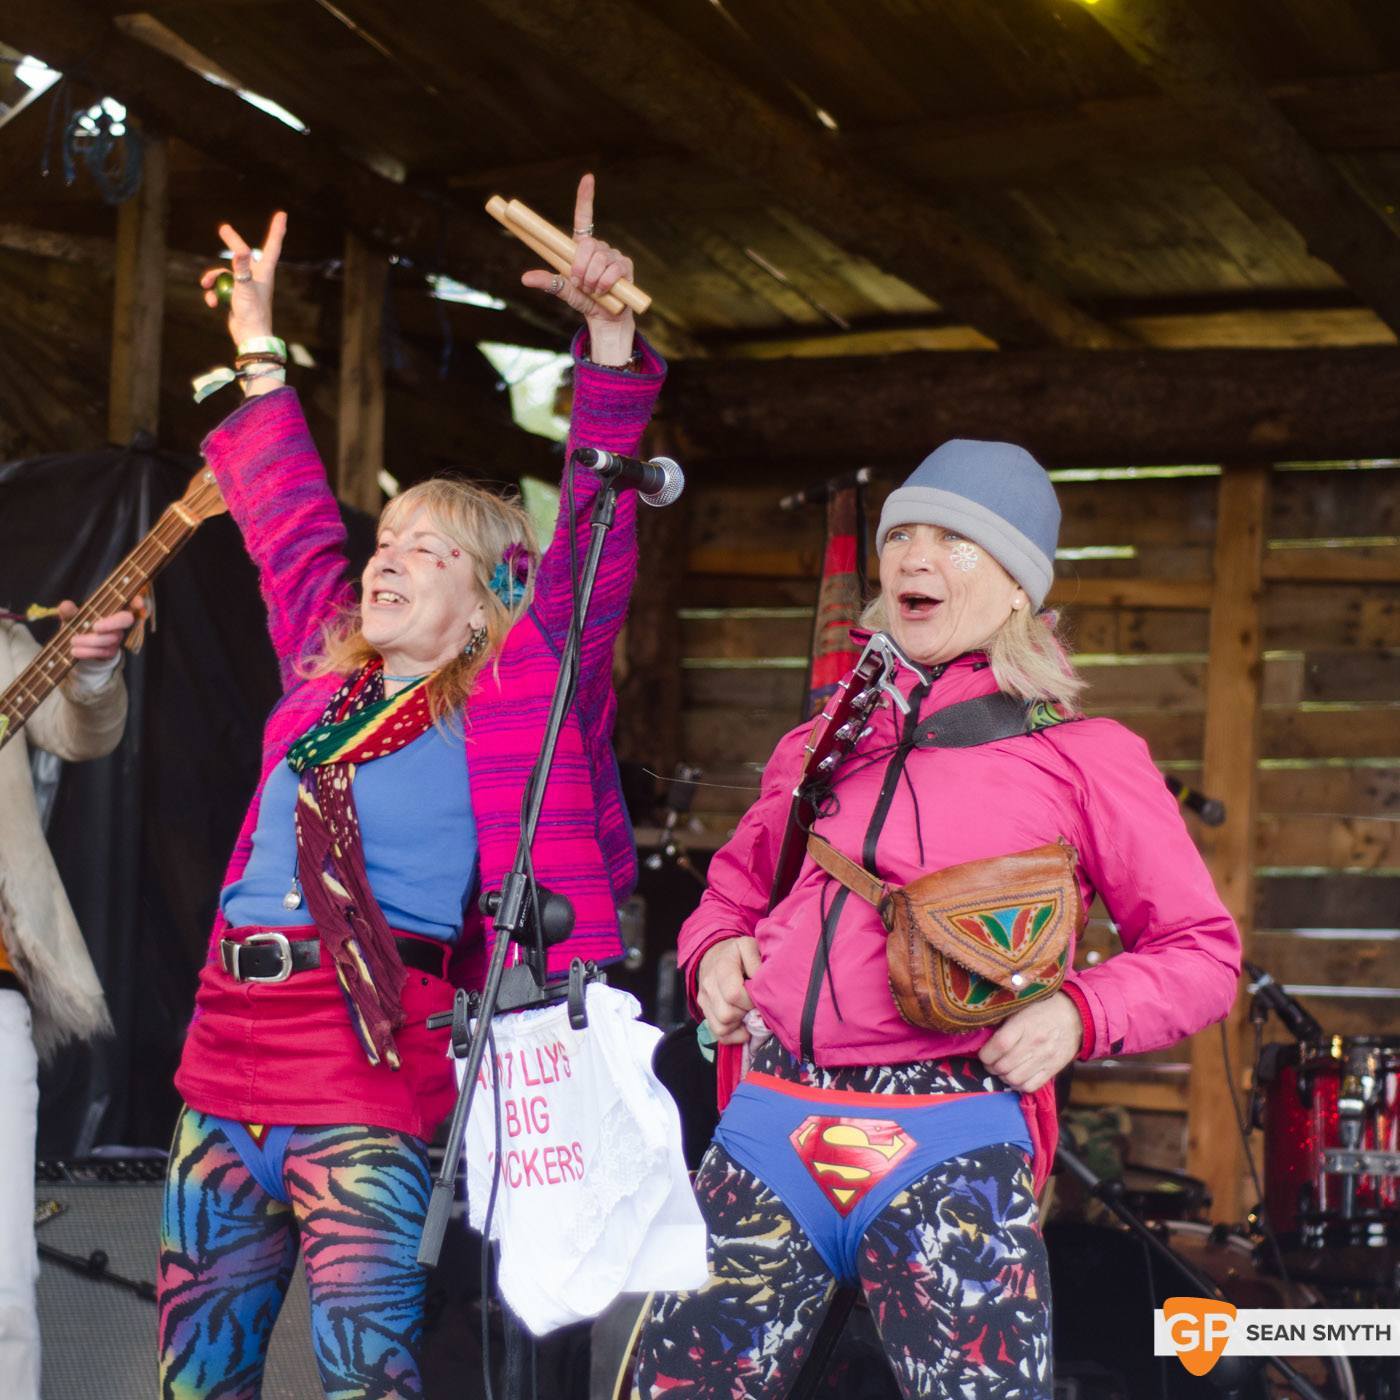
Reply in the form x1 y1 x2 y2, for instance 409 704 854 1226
237 930 293 983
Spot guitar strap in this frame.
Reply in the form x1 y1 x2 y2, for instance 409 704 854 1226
795 688 1080 1060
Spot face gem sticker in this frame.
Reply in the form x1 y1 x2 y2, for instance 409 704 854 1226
949 541 980 572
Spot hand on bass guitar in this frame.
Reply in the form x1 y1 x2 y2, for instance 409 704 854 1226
57 598 145 674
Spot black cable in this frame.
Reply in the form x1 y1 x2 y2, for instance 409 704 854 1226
1219 1019 1294 1293
515 458 585 972
480 1022 505 1400
483 455 588 1395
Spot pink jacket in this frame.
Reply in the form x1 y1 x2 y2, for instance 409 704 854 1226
679 648 1241 1180
174 338 664 1132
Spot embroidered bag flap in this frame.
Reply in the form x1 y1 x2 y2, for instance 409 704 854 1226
886 842 1079 984
807 833 1081 1032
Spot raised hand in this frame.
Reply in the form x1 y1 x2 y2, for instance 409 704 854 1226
519 174 636 366
199 211 287 348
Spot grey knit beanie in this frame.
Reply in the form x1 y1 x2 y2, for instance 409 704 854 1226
875 439 1060 608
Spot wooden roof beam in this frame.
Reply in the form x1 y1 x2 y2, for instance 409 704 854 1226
1 0 582 344
665 346 1400 471
450 67 1400 205
470 0 1126 351
1077 0 1400 340
0 221 562 352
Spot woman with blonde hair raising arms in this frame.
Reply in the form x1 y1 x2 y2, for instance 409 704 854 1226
158 176 665 1399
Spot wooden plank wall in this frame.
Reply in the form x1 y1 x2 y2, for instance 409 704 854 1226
666 460 1400 1191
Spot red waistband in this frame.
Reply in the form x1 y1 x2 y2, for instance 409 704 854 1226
742 1071 992 1111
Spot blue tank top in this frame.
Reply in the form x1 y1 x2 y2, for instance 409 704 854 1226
221 724 476 942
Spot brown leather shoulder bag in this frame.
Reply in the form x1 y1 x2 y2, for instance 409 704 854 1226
807 833 1082 1033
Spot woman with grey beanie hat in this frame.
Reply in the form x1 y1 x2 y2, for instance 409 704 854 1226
634 440 1240 1398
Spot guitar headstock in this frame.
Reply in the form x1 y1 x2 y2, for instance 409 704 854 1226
802 632 906 782
178 467 228 521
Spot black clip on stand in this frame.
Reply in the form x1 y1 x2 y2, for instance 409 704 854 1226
417 463 622 1269
1057 1143 1327 1400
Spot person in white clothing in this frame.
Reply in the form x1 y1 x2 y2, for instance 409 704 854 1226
0 601 136 1400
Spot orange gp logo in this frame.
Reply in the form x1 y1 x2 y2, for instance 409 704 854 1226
1162 1297 1237 1376
790 1116 914 1216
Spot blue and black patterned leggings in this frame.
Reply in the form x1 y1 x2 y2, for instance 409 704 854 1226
157 1109 430 1399
634 1041 1053 1400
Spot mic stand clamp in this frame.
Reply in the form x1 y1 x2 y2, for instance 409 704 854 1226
417 470 624 1269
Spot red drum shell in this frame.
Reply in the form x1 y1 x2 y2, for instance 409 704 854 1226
1261 1036 1400 1245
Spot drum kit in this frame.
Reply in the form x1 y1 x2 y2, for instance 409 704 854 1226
1050 977 1399 1400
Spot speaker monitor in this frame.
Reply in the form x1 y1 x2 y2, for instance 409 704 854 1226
35 1170 322 1398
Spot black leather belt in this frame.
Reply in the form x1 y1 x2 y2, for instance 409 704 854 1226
219 931 448 984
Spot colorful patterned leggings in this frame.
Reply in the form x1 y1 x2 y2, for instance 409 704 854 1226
634 1140 1052 1399
157 1110 430 1400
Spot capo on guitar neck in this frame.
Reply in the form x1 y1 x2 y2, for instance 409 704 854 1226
854 632 911 715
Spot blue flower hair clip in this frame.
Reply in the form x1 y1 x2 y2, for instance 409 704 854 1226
488 543 531 607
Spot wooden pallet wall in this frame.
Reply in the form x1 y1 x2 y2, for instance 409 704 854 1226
656 461 1400 1196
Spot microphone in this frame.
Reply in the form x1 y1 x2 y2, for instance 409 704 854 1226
1243 960 1323 1044
779 467 873 512
1164 774 1226 826
573 448 685 507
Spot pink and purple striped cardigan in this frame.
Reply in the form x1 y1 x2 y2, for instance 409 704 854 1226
188 334 663 993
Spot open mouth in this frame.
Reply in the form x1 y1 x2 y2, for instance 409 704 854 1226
369 589 409 607
898 591 942 619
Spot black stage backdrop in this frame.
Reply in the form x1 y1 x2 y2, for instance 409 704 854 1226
0 438 372 1154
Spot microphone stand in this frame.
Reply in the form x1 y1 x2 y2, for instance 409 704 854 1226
1056 1144 1328 1400
417 466 623 1269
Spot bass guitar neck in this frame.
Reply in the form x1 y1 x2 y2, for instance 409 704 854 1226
0 466 226 752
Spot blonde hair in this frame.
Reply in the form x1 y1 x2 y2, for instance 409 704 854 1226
301 476 539 723
859 596 1085 709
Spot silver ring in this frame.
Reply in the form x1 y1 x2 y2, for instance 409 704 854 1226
572 225 594 239
547 273 565 295
233 271 253 283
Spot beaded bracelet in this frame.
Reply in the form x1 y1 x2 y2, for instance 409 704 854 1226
579 348 643 373
191 335 291 403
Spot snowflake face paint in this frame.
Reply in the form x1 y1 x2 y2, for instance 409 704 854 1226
949 541 980 572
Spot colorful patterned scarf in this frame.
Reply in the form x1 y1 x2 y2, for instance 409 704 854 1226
286 660 435 1067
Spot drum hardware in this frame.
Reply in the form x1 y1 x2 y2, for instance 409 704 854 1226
1324 1150 1400 1178
1340 1043 1386 1223
1057 1142 1331 1400
642 762 707 887
607 763 711 1030
618 894 647 972
1257 1031 1400 1260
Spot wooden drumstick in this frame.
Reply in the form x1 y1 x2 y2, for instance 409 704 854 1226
485 195 652 316
484 196 625 316
504 199 652 316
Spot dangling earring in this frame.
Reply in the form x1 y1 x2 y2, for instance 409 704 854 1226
463 625 488 659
